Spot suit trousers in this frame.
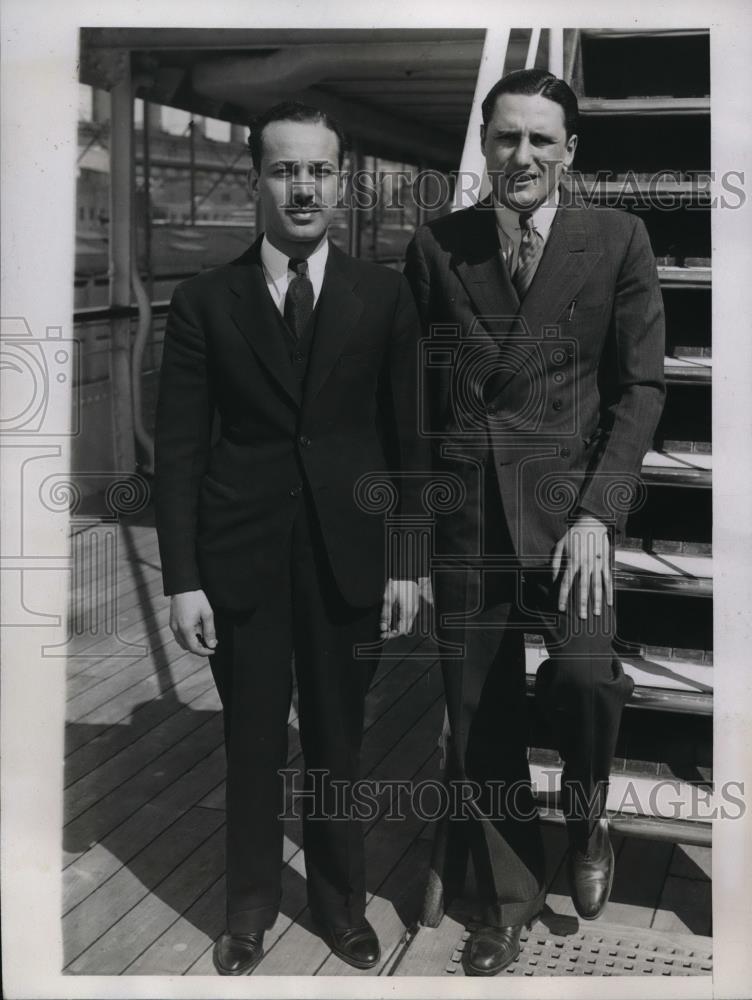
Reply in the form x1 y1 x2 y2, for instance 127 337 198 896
209 491 381 934
430 457 633 927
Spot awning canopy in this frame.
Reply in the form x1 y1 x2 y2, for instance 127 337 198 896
79 28 542 171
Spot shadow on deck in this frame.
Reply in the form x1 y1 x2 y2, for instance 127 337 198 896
61 516 712 976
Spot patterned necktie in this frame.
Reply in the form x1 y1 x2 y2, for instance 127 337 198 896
513 212 545 300
284 257 314 338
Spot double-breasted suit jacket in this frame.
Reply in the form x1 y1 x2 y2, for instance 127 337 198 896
404 198 666 562
154 237 426 610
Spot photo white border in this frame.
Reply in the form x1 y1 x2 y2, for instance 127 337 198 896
2 0 751 997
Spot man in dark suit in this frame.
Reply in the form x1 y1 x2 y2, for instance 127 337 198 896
404 69 665 975
154 102 425 975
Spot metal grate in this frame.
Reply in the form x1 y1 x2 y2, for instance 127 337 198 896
445 921 713 977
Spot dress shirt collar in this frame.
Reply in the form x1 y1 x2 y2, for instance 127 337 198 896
260 233 329 289
493 187 560 242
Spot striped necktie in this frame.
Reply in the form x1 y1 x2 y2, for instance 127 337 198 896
284 257 314 338
513 212 544 301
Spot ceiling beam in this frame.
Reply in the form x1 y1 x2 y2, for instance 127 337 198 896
192 42 482 98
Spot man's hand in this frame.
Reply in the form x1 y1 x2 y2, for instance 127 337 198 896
169 589 217 656
380 579 420 639
551 515 613 619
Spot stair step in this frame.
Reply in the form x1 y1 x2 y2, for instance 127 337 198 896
642 449 711 488
664 355 711 385
524 642 712 715
529 763 712 844
658 265 711 288
579 96 710 116
614 548 712 597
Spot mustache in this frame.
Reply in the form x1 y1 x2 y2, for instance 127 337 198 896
284 195 322 209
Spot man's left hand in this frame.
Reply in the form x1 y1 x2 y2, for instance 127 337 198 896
380 579 420 638
551 515 613 619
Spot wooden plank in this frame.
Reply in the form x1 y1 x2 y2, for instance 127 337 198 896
64 654 208 755
66 584 169 680
66 575 167 666
124 876 226 974
63 714 224 866
64 666 217 784
651 876 712 936
66 615 175 708
64 746 226 908
66 538 162 633
63 805 224 968
65 617 176 701
67 823 226 973
64 685 222 823
66 640 204 724
62 641 427 908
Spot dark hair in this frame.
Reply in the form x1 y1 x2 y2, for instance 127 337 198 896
481 69 579 138
247 101 348 171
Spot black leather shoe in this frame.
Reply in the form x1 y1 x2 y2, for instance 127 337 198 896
212 930 265 975
462 923 523 976
568 819 615 920
321 918 380 970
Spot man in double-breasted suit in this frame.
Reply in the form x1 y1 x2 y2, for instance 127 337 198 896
154 102 425 975
404 69 665 975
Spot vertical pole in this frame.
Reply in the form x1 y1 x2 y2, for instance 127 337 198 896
142 99 153 303
453 28 511 210
348 142 363 258
369 158 378 257
525 28 542 69
549 28 564 78
188 118 197 225
108 60 136 473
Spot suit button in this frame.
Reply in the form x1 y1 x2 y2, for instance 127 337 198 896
299 435 311 447
289 485 302 497
552 399 563 411
553 372 565 384
294 351 305 363
560 447 571 458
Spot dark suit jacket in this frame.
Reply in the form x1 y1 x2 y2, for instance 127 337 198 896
403 198 666 564
154 237 426 610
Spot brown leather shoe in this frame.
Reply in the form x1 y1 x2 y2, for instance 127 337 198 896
321 918 380 970
568 819 615 920
462 923 523 976
212 930 265 975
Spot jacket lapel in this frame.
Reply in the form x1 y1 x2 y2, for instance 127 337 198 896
519 204 603 336
482 203 604 395
302 243 363 412
452 201 522 325
227 237 301 406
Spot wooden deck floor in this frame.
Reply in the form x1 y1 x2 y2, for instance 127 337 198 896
62 516 712 976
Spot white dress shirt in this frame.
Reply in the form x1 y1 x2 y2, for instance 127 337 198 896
494 189 559 274
260 234 329 313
